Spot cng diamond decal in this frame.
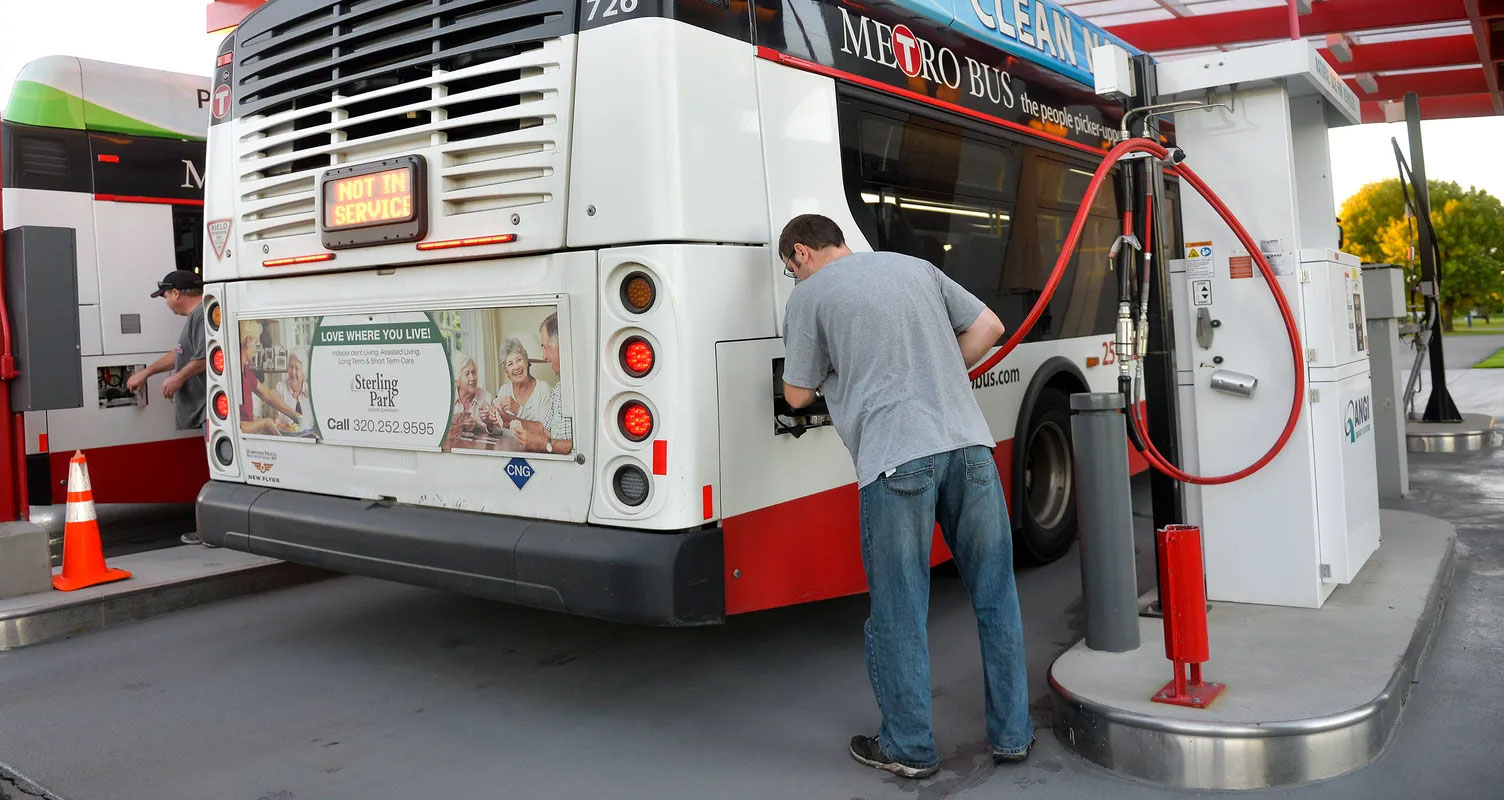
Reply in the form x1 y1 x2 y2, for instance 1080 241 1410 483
207 219 231 260
506 457 534 489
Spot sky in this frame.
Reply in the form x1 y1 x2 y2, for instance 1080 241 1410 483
2 0 1501 213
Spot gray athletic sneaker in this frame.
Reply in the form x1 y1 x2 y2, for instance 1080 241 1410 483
992 736 1034 763
848 736 938 779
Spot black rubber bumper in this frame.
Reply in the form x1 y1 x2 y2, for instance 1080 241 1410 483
196 482 725 626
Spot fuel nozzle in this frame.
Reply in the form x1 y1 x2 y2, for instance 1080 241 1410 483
1116 301 1134 377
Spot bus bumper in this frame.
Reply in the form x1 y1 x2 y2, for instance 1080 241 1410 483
196 482 725 627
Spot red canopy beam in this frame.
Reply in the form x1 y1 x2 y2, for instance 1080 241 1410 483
1110 0 1467 52
207 0 265 34
1322 36 1480 76
1463 0 1504 113
1361 93 1497 123
1346 67 1489 101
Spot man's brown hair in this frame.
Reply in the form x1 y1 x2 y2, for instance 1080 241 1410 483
778 214 845 262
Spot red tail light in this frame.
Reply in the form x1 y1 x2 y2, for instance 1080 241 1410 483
263 253 334 268
210 347 226 375
415 233 517 251
620 337 654 377
213 392 230 420
619 401 653 442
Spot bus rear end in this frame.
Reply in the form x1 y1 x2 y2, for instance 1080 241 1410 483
198 0 772 624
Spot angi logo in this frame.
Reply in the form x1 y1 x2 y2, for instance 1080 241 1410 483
1344 395 1372 442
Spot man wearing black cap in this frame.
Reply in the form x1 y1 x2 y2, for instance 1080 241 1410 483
126 270 209 544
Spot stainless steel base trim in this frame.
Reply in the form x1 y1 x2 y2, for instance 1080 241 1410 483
1049 537 1456 790
0 563 327 652
1406 429 1501 453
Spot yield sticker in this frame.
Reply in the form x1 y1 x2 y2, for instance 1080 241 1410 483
207 219 231 260
506 457 534 489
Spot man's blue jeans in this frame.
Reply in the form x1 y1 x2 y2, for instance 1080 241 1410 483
856 445 1033 769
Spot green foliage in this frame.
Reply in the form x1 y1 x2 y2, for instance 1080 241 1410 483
1340 179 1504 331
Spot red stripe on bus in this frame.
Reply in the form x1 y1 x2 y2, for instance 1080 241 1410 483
754 46 1109 159
94 194 206 207
702 484 713 520
724 428 1148 615
652 440 667 475
38 433 48 453
45 437 208 505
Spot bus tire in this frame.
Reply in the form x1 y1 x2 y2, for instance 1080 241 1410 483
1015 387 1077 564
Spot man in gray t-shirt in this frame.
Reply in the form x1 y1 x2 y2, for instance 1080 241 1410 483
780 214 1032 779
127 270 210 545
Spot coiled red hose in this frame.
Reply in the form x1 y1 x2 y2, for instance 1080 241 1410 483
966 138 1305 485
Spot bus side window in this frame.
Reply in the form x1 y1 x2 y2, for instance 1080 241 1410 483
172 206 204 275
837 100 1020 335
1008 155 1121 341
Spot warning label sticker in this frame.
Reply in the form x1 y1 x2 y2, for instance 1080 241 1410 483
1258 238 1290 275
1185 241 1213 279
207 219 231 261
1229 253 1254 279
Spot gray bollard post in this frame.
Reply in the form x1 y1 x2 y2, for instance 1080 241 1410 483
1069 392 1140 652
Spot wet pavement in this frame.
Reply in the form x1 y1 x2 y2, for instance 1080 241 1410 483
3 442 1503 799
2 333 1501 799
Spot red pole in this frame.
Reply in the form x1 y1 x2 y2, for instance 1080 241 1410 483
0 117 19 523
1152 525 1225 708
1288 0 1300 40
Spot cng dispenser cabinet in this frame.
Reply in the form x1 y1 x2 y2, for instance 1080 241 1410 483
1158 41 1380 608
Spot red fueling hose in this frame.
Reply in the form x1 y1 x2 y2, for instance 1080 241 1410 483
966 137 1305 486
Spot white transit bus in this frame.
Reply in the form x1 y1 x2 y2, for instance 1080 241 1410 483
1 56 210 506
198 0 1168 624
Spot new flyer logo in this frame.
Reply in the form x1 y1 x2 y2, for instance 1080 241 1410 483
251 461 273 474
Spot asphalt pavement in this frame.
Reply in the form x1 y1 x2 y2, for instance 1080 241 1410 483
3 333 1502 800
3 443 1503 799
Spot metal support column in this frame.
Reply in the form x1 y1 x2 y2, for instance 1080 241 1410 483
1133 53 1184 553
1405 92 1462 423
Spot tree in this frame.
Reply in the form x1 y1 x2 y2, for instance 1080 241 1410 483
1339 179 1504 331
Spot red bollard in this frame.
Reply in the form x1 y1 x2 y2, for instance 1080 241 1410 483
1151 524 1225 708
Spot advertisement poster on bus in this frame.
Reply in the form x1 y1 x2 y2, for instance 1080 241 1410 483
235 304 567 457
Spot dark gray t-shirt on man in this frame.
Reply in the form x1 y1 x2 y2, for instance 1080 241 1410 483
782 251 995 488
173 303 207 430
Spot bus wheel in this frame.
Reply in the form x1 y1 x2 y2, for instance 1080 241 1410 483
1017 388 1077 564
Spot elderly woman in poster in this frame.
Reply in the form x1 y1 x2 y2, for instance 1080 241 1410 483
272 351 314 435
492 337 551 424
449 349 495 436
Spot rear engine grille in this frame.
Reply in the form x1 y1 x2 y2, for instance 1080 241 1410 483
233 0 574 242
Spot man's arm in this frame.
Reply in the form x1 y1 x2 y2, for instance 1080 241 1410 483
128 352 176 392
514 420 572 455
253 383 301 422
161 358 206 399
956 307 1006 369
783 383 817 409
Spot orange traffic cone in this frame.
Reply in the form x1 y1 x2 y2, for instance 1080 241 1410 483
52 451 131 591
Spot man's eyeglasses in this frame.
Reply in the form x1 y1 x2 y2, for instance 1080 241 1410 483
156 283 175 294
